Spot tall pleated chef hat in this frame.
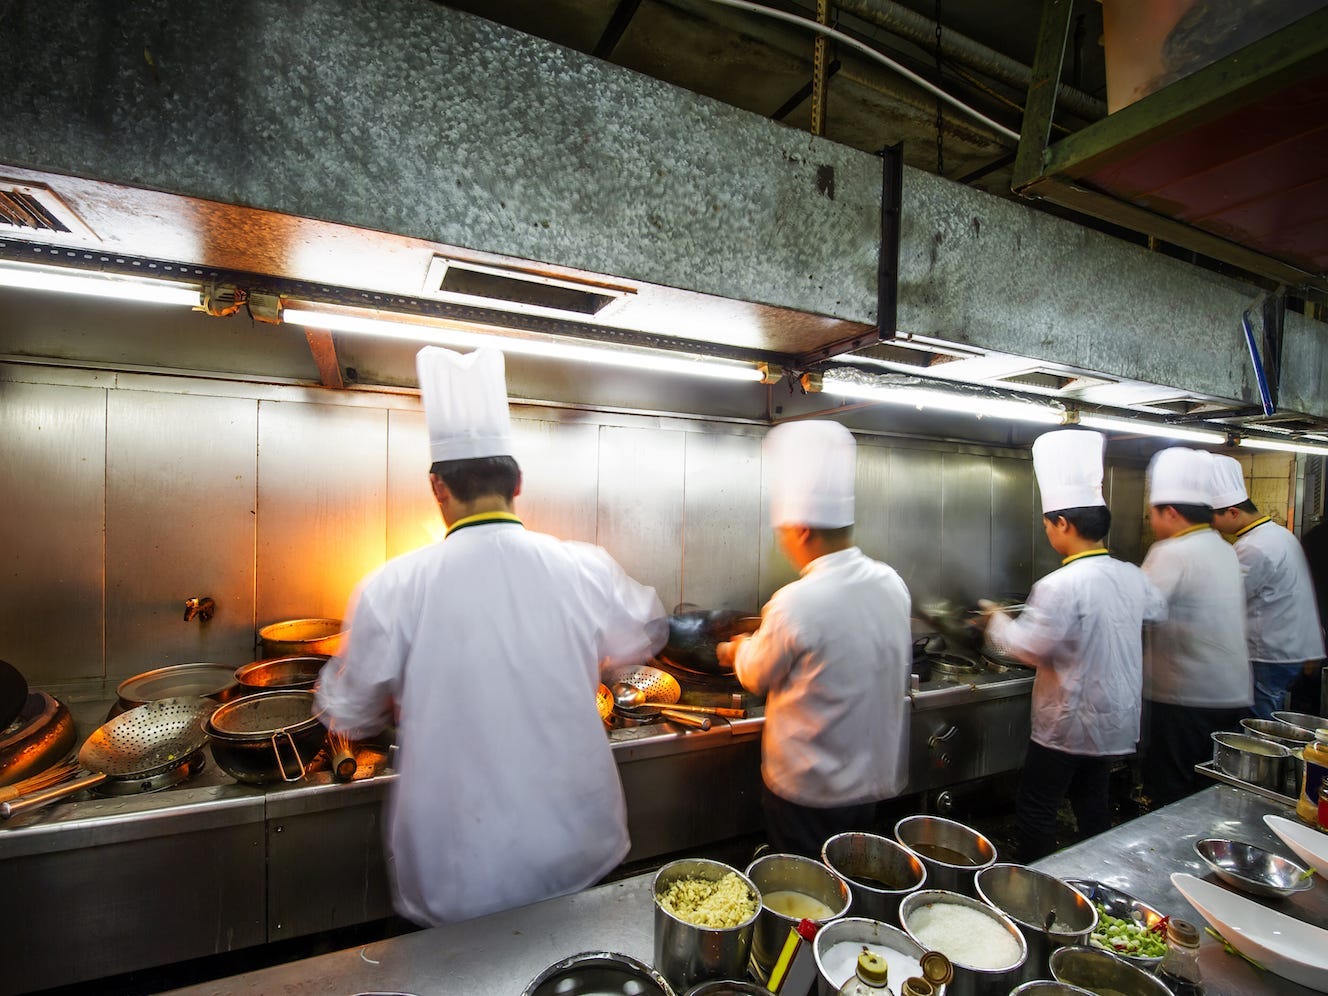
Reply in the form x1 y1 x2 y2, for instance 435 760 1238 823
765 420 856 528
1208 454 1249 509
1147 446 1215 507
1031 429 1106 513
416 346 513 463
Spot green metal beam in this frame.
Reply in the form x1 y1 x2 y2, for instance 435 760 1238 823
1012 0 1073 192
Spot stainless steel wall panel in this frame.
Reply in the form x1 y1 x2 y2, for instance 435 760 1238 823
854 441 893 567
887 448 944 605
990 457 1036 599
681 432 762 612
0 381 105 684
757 442 797 605
512 417 601 544
597 425 686 610
940 454 994 605
105 390 258 677
385 408 439 559
1106 463 1147 565
256 401 387 629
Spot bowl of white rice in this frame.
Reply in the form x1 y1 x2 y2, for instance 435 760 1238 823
900 890 1027 996
653 858 761 994
813 916 946 996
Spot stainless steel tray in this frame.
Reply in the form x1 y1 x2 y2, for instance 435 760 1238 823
1194 760 1297 809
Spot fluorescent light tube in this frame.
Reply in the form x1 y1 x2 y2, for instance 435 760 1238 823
1240 436 1328 456
0 263 201 307
282 307 766 383
1078 414 1226 445
821 375 1061 424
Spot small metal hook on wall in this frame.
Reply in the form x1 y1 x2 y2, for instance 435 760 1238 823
183 596 216 623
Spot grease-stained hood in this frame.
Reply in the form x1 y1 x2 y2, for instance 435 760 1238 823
0 0 1325 432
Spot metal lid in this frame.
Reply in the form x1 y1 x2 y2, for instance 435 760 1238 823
920 951 954 986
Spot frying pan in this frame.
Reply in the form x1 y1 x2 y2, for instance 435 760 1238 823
0 659 29 731
0 696 213 820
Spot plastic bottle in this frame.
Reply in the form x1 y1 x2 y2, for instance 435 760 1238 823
836 950 892 995
1157 918 1204 996
1297 728 1328 826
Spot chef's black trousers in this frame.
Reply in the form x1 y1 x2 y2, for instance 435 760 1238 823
760 785 879 859
1142 699 1247 808
1015 741 1113 863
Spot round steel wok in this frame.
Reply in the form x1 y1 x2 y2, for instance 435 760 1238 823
0 696 213 820
661 606 760 674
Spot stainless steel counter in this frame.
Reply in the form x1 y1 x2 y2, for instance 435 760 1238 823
164 785 1326 996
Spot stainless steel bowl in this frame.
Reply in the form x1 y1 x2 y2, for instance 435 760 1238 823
1008 983 1096 996
1210 731 1289 790
895 815 998 897
1272 710 1328 737
1049 947 1170 996
822 831 926 926
522 951 675 996
974 865 1096 986
1193 838 1314 899
900 889 1027 996
1063 880 1167 970
1240 717 1315 748
682 982 769 996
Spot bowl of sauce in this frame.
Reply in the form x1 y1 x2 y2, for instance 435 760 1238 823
895 815 997 897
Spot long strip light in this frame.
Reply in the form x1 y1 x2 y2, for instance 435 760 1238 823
821 374 1061 424
0 262 201 307
1240 436 1328 456
1077 414 1226 445
282 307 767 383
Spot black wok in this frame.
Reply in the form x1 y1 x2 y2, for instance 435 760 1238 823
661 605 760 674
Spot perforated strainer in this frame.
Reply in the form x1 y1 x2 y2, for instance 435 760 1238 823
596 683 614 724
603 663 681 705
1 696 212 819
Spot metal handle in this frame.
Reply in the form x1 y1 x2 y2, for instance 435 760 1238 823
271 729 309 782
0 772 106 819
659 708 711 730
928 725 959 749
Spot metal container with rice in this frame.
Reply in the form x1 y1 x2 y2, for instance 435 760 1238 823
900 889 1026 996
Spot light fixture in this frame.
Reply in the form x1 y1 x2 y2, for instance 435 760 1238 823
821 374 1062 424
1239 436 1328 456
1076 414 1226 445
281 306 768 383
0 261 202 307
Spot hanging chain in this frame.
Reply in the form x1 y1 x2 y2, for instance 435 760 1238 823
934 0 944 177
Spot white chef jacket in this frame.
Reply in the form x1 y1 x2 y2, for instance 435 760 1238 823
733 547 911 808
316 516 666 926
1141 525 1252 708
1233 517 1326 664
987 552 1167 756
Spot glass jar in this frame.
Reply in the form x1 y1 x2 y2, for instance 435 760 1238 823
1157 918 1204 996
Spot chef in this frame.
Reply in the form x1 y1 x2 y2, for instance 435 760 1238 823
316 346 666 926
981 429 1166 861
1208 454 1325 720
1139 447 1250 807
716 420 911 857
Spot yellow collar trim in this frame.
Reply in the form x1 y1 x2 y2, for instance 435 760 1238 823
1235 515 1272 538
445 511 523 537
1062 548 1109 566
1174 523 1212 538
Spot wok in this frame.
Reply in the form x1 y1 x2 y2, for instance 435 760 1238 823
662 605 760 673
0 659 28 730
0 697 212 819
0 692 77 788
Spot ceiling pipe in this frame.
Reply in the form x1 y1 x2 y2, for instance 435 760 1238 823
830 0 1107 121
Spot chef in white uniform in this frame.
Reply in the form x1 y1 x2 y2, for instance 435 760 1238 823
982 429 1166 860
716 420 911 857
1140 447 1250 807
316 346 666 926
1208 454 1325 720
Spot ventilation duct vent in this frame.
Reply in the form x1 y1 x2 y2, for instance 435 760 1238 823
1307 456 1325 525
0 180 95 238
424 256 633 319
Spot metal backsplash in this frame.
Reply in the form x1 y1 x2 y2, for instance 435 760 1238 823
0 363 1143 688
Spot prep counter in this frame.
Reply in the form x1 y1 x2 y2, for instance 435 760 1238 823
158 786 1326 996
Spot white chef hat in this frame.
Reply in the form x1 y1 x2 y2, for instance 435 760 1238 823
1147 447 1215 507
1209 454 1249 509
765 420 856 528
416 346 513 463
1032 429 1106 513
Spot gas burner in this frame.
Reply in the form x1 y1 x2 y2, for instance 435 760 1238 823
96 750 207 796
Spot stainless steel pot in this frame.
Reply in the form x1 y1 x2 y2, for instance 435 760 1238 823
115 662 240 713
523 951 675 996
234 655 329 691
745 853 851 984
812 916 940 996
257 618 345 658
1211 731 1288 790
900 889 1027 996
973 864 1096 985
894 816 997 897
206 690 326 784
652 858 759 994
821 831 926 926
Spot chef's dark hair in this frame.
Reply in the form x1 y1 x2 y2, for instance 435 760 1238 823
1152 502 1213 525
431 455 520 501
1044 506 1111 542
1214 499 1260 515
